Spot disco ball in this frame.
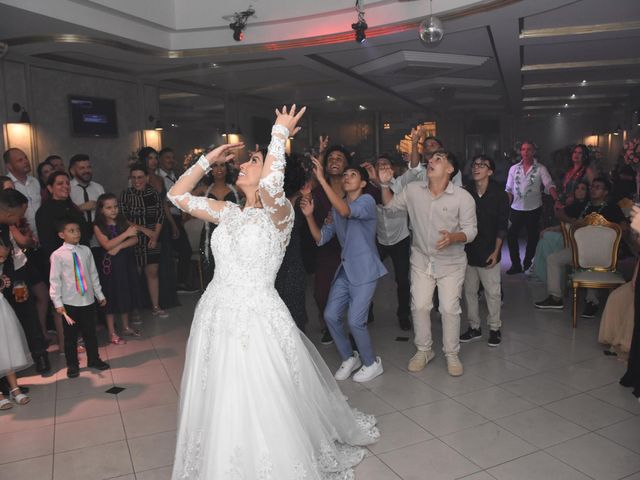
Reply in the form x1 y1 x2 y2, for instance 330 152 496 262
419 15 444 47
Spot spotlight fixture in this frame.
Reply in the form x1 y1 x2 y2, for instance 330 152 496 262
351 0 368 44
613 124 622 136
228 6 255 42
581 79 587 85
325 95 336 102
419 0 444 48
12 103 30 124
570 93 576 99
358 105 367 111
564 103 569 107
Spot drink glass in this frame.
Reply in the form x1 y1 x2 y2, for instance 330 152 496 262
13 280 28 303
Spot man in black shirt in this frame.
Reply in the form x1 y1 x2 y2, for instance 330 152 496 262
535 177 627 317
0 189 51 375
460 155 509 347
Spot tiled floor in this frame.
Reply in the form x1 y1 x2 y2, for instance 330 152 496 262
2 253 640 480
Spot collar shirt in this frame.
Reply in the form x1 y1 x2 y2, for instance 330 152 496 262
376 176 410 246
383 181 477 277
70 179 105 247
7 172 41 239
464 180 510 267
49 242 104 308
158 168 179 215
505 160 555 211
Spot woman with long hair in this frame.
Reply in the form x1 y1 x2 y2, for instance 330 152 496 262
167 105 378 479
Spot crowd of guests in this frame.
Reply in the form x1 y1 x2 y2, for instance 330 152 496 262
1 124 639 408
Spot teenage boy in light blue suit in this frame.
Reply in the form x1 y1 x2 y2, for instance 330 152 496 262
302 160 387 383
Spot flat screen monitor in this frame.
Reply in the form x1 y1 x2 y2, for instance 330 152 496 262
69 95 118 137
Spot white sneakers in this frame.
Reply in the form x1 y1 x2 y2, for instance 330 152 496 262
334 352 384 382
334 352 362 380
353 357 384 383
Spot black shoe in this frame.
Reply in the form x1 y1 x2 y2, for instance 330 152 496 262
399 317 412 331
488 329 502 347
67 365 80 378
320 329 333 345
35 354 51 374
460 327 482 343
88 359 110 371
506 265 523 275
176 284 199 294
534 296 564 310
581 302 599 318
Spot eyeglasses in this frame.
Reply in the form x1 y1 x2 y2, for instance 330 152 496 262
472 163 490 169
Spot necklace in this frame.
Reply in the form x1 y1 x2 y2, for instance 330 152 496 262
514 161 539 200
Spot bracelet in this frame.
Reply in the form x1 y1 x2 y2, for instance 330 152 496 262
196 155 211 173
271 124 289 139
380 183 391 189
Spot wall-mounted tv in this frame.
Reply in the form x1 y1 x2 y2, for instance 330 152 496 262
69 95 118 137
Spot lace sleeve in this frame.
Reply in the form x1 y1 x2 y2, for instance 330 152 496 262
259 125 294 235
167 159 229 224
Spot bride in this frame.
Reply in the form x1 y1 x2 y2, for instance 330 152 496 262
167 105 379 479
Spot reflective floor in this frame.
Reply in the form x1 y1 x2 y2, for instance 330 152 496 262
2 252 640 480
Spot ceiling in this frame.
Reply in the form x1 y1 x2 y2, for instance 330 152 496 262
1 0 639 129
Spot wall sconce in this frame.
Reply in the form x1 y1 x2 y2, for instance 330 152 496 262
148 115 163 131
12 103 31 124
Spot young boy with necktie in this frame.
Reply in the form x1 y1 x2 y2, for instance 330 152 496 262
49 217 109 378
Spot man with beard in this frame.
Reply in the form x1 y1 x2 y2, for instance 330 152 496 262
69 154 105 248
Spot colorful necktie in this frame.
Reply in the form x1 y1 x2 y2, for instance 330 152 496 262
73 251 88 296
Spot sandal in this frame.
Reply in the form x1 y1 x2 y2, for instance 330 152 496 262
110 334 127 345
9 387 30 406
0 397 12 410
122 327 141 337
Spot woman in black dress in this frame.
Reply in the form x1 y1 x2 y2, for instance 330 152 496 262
275 153 312 332
120 163 166 317
199 155 241 284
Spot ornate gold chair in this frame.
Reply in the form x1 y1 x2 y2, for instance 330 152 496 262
569 213 625 328
560 221 571 247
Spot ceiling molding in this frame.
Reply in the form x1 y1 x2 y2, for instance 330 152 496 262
523 103 615 110
522 57 640 72
393 76 496 92
522 93 628 102
522 78 640 90
519 20 640 39
352 50 489 75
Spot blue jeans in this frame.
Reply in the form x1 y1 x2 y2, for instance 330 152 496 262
324 268 377 366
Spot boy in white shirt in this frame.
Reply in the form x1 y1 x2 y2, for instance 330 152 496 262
49 217 109 378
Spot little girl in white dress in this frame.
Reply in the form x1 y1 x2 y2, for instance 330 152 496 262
0 239 32 409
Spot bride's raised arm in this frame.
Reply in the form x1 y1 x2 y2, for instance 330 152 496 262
167 143 243 224
259 104 306 232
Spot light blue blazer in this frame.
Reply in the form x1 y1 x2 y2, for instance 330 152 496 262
319 194 388 286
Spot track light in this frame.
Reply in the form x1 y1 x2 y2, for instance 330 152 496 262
352 0 367 43
227 6 255 42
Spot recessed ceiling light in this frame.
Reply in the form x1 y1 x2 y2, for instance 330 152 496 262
557 112 561 116
581 80 587 85
358 105 367 111
208 63 219 69
570 94 576 99
325 95 336 102
564 103 568 107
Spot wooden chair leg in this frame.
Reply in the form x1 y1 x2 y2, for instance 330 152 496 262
572 285 578 328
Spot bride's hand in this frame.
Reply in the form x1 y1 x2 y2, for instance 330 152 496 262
274 104 306 138
205 143 244 165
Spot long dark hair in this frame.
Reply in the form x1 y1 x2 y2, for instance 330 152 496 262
138 147 158 172
94 193 130 236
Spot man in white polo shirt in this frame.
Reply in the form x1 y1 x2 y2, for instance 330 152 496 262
4 148 41 239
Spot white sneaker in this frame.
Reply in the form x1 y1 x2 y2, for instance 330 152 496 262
446 354 464 377
334 352 362 381
353 357 384 383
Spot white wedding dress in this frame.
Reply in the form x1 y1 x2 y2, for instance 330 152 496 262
169 127 379 480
